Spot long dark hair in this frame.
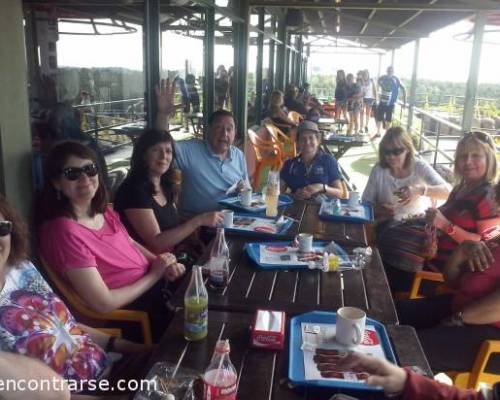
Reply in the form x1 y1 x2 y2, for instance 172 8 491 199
39 141 108 223
128 130 178 204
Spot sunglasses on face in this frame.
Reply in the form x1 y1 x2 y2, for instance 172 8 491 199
61 163 98 181
0 221 12 237
383 147 406 157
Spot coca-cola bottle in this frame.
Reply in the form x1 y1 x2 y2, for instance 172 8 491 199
203 339 238 400
208 228 230 291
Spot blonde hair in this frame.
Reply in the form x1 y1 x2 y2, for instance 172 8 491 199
454 131 497 184
378 126 415 170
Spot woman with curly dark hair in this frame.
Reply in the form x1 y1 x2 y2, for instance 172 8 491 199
114 130 223 255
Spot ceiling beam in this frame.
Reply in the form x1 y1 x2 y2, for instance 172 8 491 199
248 1 500 12
360 0 382 35
301 33 425 39
372 0 439 47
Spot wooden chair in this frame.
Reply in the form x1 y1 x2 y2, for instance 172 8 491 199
247 129 283 190
288 110 303 124
264 122 297 161
40 257 153 345
408 271 500 390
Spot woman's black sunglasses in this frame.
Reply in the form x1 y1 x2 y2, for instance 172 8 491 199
0 221 12 237
383 147 406 156
62 163 98 181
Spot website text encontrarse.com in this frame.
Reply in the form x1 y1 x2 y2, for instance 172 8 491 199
0 377 157 393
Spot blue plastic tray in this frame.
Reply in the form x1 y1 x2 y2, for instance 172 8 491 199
218 193 293 213
319 200 374 224
223 213 294 238
245 241 348 270
289 311 397 391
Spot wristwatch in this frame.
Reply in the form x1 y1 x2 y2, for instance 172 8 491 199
451 311 465 326
322 183 327 193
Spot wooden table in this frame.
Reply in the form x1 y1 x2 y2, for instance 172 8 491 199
174 237 398 324
147 310 431 400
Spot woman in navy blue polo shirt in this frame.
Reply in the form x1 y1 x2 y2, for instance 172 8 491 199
280 121 345 201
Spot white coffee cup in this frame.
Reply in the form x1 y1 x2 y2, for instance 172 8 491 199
296 233 313 253
336 306 366 348
239 189 252 207
348 191 360 208
221 209 234 228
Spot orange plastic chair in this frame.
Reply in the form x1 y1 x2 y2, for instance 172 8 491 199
287 110 303 124
40 257 153 345
408 271 500 390
264 122 297 161
247 129 283 190
450 340 500 390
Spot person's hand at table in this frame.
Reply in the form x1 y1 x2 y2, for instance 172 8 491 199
294 184 323 200
335 352 407 396
196 211 224 227
155 78 184 117
397 184 425 206
374 203 395 220
459 240 494 272
425 207 449 231
236 180 250 193
164 262 186 282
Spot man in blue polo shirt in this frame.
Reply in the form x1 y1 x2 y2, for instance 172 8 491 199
174 110 249 215
280 120 344 200
155 80 249 215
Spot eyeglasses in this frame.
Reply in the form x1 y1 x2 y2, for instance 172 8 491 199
383 147 406 157
61 163 98 181
0 221 12 237
464 131 494 148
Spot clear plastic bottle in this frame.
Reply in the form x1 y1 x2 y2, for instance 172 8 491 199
208 228 230 291
265 170 280 217
184 266 208 341
203 339 238 400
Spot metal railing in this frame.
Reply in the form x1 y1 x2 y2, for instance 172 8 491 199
73 97 145 146
396 102 500 172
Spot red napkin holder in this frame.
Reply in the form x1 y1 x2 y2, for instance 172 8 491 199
250 309 285 350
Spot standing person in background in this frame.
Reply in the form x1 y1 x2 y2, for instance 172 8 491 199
334 69 348 122
346 73 363 135
215 65 229 110
361 69 378 134
373 66 406 139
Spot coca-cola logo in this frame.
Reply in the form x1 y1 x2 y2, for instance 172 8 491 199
255 334 278 344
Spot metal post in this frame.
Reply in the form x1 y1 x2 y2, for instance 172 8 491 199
233 0 250 141
268 16 276 91
275 16 286 91
144 0 161 129
407 38 420 133
204 5 215 129
462 12 486 132
297 35 303 86
255 8 264 124
433 122 441 168
284 35 291 87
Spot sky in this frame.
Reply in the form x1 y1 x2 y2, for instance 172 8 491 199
56 15 500 84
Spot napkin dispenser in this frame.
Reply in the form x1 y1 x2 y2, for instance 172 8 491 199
251 309 285 350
